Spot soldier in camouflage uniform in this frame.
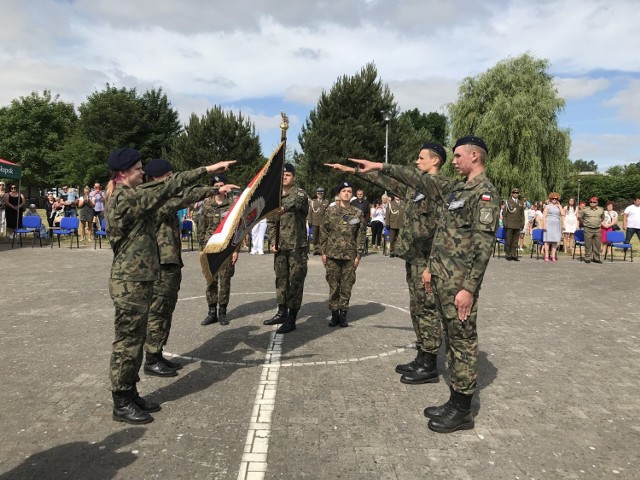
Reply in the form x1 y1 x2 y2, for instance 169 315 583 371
326 143 449 382
197 174 239 327
320 181 366 327
142 158 218 378
307 187 329 255
264 163 309 334
106 147 234 424
351 136 500 434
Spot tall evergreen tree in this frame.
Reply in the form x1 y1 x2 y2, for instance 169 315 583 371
168 107 263 185
448 53 571 200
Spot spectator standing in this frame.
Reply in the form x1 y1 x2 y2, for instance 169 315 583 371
542 192 564 262
563 197 578 255
503 188 525 261
61 186 78 218
44 193 56 228
4 184 25 235
250 218 268 254
600 201 619 257
91 183 106 222
78 186 95 243
351 188 371 225
307 187 329 255
623 196 640 244
578 196 604 263
385 195 404 256
369 200 385 249
0 182 5 236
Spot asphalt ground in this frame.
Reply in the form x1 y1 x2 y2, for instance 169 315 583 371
0 239 638 480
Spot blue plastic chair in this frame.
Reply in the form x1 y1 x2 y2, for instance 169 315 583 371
94 218 108 250
11 216 43 248
382 226 390 256
604 230 633 262
493 227 507 258
180 220 194 251
572 229 585 261
530 228 545 259
51 217 80 249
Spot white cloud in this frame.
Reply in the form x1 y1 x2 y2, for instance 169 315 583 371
555 77 610 99
570 133 640 169
604 80 640 126
388 78 460 114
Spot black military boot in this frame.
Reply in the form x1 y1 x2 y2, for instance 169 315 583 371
144 353 178 377
264 304 288 325
276 308 298 334
218 304 229 325
427 389 474 433
424 386 455 418
201 304 218 326
395 350 423 374
159 352 183 370
338 309 348 328
328 310 340 327
132 390 161 413
400 351 439 384
112 391 153 424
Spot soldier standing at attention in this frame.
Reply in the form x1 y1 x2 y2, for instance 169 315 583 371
142 158 219 377
264 163 309 334
503 188 525 261
578 196 605 264
320 181 366 327
385 194 404 256
350 136 500 433
105 148 234 424
325 143 450 383
198 175 239 326
308 187 329 255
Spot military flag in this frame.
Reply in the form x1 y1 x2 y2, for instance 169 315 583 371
200 142 285 283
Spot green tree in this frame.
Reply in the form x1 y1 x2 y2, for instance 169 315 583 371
402 109 447 145
297 63 397 198
0 90 77 186
168 106 263 185
572 159 598 172
139 88 182 158
448 53 571 201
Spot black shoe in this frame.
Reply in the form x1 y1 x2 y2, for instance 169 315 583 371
593 259 602 264
512 257 519 261
427 390 474 433
201 304 218 326
395 351 422 374
328 310 340 327
338 309 348 327
424 401 451 419
133 395 161 413
159 355 183 370
264 305 288 325
505 256 512 261
144 362 178 377
113 392 154 424
276 309 298 334
400 352 438 384
584 260 591 263
219 304 229 325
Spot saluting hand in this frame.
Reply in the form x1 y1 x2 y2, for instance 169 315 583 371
218 184 240 195
324 163 355 173
348 158 383 173
454 289 474 322
206 160 236 173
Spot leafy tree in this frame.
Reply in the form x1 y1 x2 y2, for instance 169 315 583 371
448 53 571 200
50 133 108 187
402 109 447 145
572 159 598 172
0 90 77 186
564 172 640 206
139 88 182 158
297 63 397 199
168 106 263 186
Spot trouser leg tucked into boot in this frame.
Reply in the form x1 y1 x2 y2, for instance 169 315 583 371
264 304 287 325
144 352 178 377
276 308 298 334
338 309 348 327
328 310 340 327
218 304 229 325
427 389 474 433
395 349 423 374
400 351 439 384
201 304 218 326
112 390 154 424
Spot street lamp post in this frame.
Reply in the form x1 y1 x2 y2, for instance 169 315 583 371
382 111 392 165
577 179 581 206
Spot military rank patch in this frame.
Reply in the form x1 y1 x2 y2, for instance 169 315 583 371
481 193 492 202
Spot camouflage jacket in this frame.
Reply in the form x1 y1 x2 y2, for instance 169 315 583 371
197 195 233 250
155 186 216 266
383 165 499 294
267 187 309 250
357 170 441 268
320 203 366 260
307 197 329 226
107 167 208 281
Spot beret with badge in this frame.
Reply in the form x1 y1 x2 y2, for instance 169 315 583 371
335 181 353 194
107 148 143 171
211 174 228 185
284 163 295 174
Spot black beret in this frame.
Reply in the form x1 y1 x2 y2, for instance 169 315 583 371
335 181 353 194
284 163 295 174
107 148 143 171
211 174 227 185
421 143 447 164
453 136 489 155
144 158 173 178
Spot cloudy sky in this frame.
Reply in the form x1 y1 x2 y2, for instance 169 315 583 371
1 0 639 170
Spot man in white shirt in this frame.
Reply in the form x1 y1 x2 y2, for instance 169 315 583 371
623 196 640 244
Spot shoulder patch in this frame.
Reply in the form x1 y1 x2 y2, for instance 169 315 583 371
481 193 492 202
479 207 494 225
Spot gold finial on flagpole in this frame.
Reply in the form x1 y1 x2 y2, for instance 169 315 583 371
280 111 289 142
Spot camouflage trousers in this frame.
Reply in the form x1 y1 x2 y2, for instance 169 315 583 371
405 262 442 354
145 264 182 355
109 279 153 393
325 257 356 311
432 275 479 396
274 247 308 310
206 257 235 306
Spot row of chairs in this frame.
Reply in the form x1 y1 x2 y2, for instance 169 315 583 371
11 217 109 250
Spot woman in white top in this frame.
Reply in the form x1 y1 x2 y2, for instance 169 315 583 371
369 200 386 249
600 201 619 256
563 197 578 255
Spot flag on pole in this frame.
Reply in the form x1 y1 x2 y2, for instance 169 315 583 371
200 141 285 283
